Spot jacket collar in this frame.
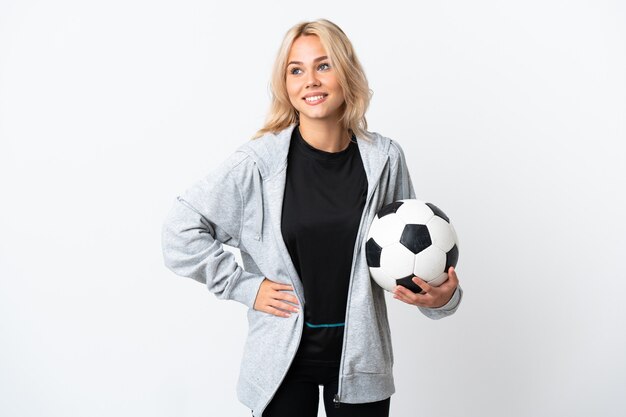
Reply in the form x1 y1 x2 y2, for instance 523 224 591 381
239 123 391 182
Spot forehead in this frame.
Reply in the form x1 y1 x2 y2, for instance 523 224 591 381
288 35 328 61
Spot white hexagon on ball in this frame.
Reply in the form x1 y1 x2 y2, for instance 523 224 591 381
427 215 456 252
366 212 407 248
378 243 415 291
413 245 446 284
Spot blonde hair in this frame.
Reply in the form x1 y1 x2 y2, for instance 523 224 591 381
253 19 372 140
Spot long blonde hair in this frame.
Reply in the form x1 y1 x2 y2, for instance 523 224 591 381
253 19 372 140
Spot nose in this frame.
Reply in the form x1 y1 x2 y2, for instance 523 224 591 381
305 70 321 88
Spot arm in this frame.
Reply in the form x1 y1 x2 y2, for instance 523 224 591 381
388 140 463 319
161 153 266 309
394 268 464 320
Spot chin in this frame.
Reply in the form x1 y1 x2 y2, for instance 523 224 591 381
300 109 342 122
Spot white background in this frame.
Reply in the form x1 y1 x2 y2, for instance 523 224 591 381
1 1 625 416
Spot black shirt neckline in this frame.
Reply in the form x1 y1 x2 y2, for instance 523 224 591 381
294 125 357 162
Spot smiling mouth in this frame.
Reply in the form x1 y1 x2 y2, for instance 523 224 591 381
304 94 328 103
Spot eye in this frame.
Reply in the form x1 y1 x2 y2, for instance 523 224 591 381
289 67 302 75
318 62 330 71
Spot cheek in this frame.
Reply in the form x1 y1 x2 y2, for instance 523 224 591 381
285 81 300 104
325 76 343 97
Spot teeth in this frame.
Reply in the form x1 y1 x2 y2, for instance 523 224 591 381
305 95 325 102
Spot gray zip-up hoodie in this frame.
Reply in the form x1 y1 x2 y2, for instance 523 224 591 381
161 123 462 416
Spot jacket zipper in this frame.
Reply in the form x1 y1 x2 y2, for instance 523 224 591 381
334 157 389 406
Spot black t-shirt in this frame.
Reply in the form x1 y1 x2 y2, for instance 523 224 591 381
280 125 367 365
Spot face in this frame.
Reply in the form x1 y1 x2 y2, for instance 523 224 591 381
285 35 345 124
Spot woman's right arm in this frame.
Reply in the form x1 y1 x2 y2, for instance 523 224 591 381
161 152 267 308
162 194 267 309
161 152 298 316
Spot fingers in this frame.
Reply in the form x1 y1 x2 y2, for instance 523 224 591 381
393 274 454 308
393 277 428 305
258 300 297 318
393 284 424 305
447 266 459 286
411 276 432 294
266 305 294 318
254 278 300 318
272 286 300 305
437 267 459 293
270 281 296 292
268 295 300 313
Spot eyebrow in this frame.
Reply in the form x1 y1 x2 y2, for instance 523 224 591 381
287 56 329 66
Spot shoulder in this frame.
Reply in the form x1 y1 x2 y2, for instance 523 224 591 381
242 128 288 151
204 149 254 185
234 125 295 179
209 127 293 190
388 139 408 165
363 130 407 164
212 126 292 176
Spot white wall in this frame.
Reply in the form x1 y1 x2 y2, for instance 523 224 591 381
1 1 625 416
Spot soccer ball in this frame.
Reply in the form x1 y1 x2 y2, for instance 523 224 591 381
365 199 459 293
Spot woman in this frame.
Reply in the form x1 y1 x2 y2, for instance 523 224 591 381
162 18 462 417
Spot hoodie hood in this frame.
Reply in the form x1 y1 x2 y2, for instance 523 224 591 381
238 124 392 180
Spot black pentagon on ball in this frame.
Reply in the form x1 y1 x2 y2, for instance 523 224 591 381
377 201 404 218
445 244 459 270
396 274 424 294
400 224 431 254
365 238 383 267
426 202 450 223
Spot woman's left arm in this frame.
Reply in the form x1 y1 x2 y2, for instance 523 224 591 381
388 140 463 319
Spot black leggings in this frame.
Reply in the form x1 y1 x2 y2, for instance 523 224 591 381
262 360 390 417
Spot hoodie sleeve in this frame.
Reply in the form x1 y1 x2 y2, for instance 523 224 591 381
161 152 266 309
388 140 463 320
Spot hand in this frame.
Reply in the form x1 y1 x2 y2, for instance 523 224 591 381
393 266 459 308
253 278 300 318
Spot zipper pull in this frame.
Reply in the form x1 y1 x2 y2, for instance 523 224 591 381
333 394 341 408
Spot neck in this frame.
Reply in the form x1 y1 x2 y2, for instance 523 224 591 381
297 119 351 153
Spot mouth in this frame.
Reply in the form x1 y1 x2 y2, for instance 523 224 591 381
303 94 328 104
